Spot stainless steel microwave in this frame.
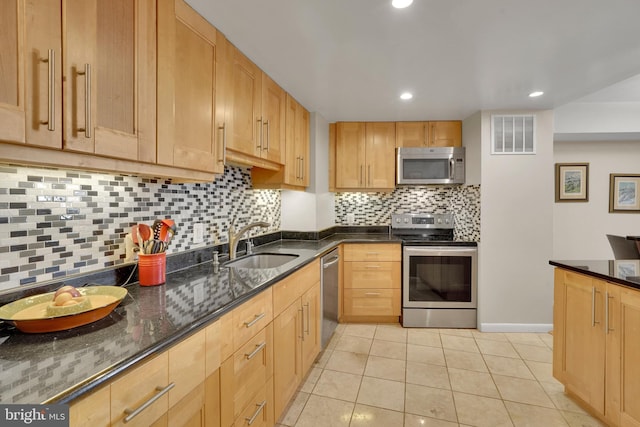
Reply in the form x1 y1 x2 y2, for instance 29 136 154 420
396 147 465 185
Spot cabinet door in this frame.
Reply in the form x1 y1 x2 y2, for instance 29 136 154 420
396 122 426 147
224 42 262 157
428 121 461 147
365 122 395 189
335 122 366 189
298 104 310 186
64 0 156 162
301 282 321 373
0 0 26 144
157 0 222 173
260 74 285 164
618 287 640 426
69 385 110 427
284 94 302 185
553 269 606 415
273 300 302 421
167 383 205 427
168 330 206 407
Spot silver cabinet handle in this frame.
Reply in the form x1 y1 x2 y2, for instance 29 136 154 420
77 63 91 138
123 382 175 423
360 165 363 185
591 287 602 326
295 156 300 180
299 307 305 341
245 400 267 425
606 291 614 333
304 302 310 335
218 123 227 166
245 341 266 360
244 312 265 328
300 156 304 181
365 265 381 269
368 164 371 186
365 292 381 296
256 118 262 149
41 49 55 131
263 120 270 151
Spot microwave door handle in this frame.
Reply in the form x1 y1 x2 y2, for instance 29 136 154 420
449 158 455 180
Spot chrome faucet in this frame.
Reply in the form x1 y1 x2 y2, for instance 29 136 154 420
228 221 270 259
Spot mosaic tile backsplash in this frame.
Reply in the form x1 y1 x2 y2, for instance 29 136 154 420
335 185 481 241
0 165 280 292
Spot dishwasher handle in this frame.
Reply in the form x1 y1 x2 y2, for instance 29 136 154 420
322 255 340 268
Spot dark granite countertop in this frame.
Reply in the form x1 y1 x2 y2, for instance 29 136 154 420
549 259 640 290
0 232 406 405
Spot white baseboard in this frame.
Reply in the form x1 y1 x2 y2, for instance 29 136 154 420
479 323 553 333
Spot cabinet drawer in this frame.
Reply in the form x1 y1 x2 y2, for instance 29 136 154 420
232 288 273 351
343 244 400 262
343 289 401 317
344 261 400 289
233 377 274 427
221 323 273 425
111 353 169 427
273 259 320 316
168 329 205 407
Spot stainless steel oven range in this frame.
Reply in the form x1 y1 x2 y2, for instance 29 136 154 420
391 213 478 328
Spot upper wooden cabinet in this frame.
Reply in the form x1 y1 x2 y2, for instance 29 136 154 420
396 121 461 148
0 0 157 162
157 0 223 173
335 122 395 191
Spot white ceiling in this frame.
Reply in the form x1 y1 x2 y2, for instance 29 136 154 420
185 0 640 123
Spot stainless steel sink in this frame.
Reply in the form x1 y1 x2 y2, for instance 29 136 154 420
224 253 299 269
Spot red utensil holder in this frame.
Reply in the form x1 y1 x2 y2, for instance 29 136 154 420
138 253 166 286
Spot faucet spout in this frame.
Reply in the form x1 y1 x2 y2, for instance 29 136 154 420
228 221 270 259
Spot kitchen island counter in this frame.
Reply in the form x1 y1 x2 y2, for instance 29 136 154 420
549 259 640 290
0 232 405 405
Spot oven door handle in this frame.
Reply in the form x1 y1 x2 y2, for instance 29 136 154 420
403 246 478 257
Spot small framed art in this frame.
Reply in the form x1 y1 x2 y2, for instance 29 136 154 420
609 174 640 213
555 163 589 202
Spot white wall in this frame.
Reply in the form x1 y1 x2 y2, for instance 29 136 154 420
281 112 335 231
478 110 555 332
462 112 482 186
553 140 640 259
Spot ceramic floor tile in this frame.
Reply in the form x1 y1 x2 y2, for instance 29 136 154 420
472 330 510 341
343 324 377 339
335 335 373 355
279 391 310 426
538 333 554 349
325 350 368 375
312 369 362 402
299 366 322 393
524 360 555 383
334 323 347 335
405 383 457 422
326 333 341 350
476 338 520 358
539 381 591 414
406 361 451 390
513 342 553 363
439 328 475 337
357 376 405 412
364 355 406 382
407 343 446 366
294 394 354 427
453 391 513 427
404 413 459 427
407 329 442 347
374 324 408 343
493 374 555 408
505 333 547 347
444 348 488 372
484 354 536 380
350 404 404 427
369 339 407 360
448 367 500 398
441 334 480 353
561 410 606 427
504 401 569 427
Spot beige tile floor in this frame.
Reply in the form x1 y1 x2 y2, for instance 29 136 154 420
276 323 604 427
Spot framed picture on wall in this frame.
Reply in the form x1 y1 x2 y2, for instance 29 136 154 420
609 174 640 213
555 163 589 202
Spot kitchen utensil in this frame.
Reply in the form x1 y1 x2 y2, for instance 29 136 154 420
152 219 163 239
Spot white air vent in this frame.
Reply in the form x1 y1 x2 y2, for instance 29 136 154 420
491 114 536 154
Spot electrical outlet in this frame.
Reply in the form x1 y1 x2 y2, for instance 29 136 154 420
193 222 204 244
346 213 355 224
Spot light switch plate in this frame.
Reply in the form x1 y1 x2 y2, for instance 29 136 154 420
193 222 204 244
346 213 355 224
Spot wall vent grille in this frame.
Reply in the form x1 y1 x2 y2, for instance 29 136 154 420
491 114 536 154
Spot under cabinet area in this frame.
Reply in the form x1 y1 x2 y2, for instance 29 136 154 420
342 243 401 323
553 268 640 426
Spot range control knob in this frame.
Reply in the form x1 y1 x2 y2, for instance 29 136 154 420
445 218 450 224
403 218 409 224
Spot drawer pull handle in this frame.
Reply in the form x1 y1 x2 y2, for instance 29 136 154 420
299 308 305 341
246 400 267 425
365 292 381 296
365 252 379 255
77 63 91 138
365 265 381 269
245 341 266 360
245 312 266 328
304 302 310 335
123 382 175 423
41 49 55 131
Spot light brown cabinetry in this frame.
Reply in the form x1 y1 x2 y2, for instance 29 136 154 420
396 121 461 148
335 122 396 191
342 244 401 322
157 0 223 173
553 268 640 426
272 260 321 420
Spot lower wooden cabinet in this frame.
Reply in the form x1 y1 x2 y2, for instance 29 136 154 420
553 268 640 426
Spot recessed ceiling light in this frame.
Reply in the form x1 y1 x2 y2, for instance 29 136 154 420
392 0 413 9
400 92 413 100
529 91 544 97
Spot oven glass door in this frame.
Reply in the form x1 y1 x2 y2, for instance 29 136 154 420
403 246 477 308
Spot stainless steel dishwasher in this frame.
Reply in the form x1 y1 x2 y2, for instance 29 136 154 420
321 248 340 348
